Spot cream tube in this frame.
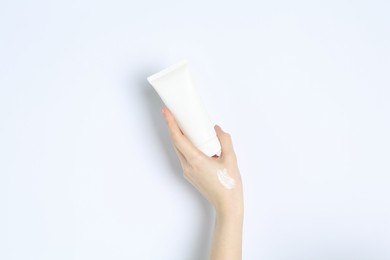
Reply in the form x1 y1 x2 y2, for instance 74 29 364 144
147 61 221 157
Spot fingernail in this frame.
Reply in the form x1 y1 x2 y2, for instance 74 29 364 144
160 108 165 115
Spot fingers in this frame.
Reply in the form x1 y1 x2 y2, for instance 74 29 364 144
161 107 205 161
214 125 236 160
173 146 187 168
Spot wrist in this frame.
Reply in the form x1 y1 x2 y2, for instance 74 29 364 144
215 199 244 220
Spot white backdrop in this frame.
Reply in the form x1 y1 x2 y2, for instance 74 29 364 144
1 0 389 259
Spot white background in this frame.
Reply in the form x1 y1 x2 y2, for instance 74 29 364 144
1 0 389 259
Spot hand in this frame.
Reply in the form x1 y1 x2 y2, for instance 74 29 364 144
161 107 243 215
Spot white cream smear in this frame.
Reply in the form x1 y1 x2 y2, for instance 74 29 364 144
217 168 236 189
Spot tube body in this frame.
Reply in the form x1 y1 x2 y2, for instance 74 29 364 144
147 61 221 157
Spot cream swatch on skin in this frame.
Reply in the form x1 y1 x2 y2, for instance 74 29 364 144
217 168 236 189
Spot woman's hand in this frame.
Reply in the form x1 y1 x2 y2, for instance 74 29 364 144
161 107 244 260
161 107 243 216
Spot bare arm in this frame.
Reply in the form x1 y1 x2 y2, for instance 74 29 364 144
210 208 243 260
161 107 244 260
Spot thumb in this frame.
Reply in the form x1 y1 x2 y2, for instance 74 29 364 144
214 125 236 160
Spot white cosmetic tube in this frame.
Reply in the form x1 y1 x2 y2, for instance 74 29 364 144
147 61 221 157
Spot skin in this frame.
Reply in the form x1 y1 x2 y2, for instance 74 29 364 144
161 107 244 260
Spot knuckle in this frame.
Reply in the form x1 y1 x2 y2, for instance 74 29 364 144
171 133 181 143
190 152 205 165
182 166 192 178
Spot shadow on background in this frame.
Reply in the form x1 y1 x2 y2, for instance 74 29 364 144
135 69 213 260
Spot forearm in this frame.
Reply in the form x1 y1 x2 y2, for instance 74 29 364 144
209 208 244 260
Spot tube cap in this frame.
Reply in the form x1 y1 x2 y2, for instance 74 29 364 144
198 136 221 157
